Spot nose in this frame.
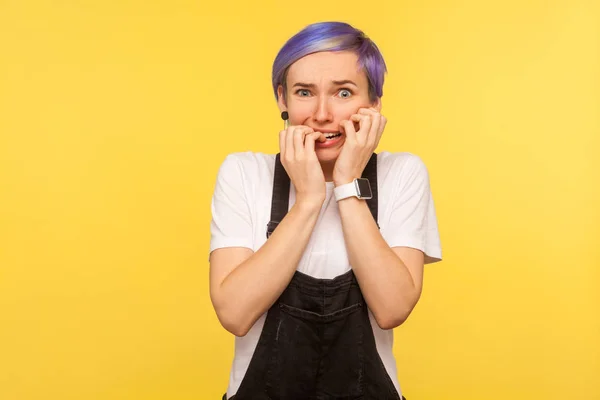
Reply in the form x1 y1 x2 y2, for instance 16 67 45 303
312 96 333 124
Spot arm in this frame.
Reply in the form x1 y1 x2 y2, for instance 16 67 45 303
209 200 321 337
209 127 327 337
337 197 424 330
333 108 439 330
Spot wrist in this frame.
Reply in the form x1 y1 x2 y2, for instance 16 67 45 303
294 195 325 212
333 176 357 187
336 195 363 205
333 177 373 202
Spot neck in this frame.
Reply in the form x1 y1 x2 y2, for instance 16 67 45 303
320 160 335 183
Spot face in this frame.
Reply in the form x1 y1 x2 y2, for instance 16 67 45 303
277 51 381 164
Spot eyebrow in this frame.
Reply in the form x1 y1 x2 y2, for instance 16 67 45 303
292 80 359 88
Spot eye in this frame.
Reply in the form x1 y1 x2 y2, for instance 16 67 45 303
295 89 311 97
338 88 353 98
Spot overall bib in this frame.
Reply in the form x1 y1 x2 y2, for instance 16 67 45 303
224 153 405 400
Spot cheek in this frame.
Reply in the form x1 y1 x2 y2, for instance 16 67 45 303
288 105 313 124
334 102 368 119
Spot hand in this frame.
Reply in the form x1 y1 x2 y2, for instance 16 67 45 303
279 125 327 208
333 107 387 186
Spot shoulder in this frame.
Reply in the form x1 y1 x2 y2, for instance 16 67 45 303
215 152 277 199
217 152 276 177
219 151 275 168
377 151 429 181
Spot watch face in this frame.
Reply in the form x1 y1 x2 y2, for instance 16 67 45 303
356 178 372 199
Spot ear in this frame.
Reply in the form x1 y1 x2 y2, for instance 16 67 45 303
276 85 287 113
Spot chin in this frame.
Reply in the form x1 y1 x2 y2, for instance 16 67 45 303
315 147 341 164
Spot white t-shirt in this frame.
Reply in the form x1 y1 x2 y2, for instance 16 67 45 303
209 151 442 399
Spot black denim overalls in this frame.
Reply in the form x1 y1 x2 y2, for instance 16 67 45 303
224 153 406 400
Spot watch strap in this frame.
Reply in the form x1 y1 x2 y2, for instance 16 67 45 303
334 181 359 201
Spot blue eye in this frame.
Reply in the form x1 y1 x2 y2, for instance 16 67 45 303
339 89 352 98
296 89 311 97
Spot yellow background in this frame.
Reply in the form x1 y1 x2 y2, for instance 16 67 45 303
1 0 598 399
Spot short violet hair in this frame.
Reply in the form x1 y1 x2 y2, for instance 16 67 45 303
272 21 387 104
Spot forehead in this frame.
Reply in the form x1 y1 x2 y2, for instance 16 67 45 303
287 51 367 85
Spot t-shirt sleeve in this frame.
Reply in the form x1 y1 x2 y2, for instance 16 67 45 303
382 154 442 264
209 154 254 256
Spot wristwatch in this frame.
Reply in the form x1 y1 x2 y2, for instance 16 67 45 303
334 178 373 202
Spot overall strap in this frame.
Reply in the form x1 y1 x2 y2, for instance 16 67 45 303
266 153 290 238
362 153 379 228
266 153 379 238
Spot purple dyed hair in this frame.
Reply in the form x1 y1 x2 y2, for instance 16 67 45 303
272 21 387 104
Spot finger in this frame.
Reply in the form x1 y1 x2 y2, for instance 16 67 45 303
361 115 373 143
294 126 313 158
358 108 377 115
340 119 357 142
304 131 321 153
367 114 380 147
357 109 383 142
352 112 371 123
358 109 383 136
377 115 387 142
350 114 372 143
285 127 296 161
293 128 304 158
350 113 368 130
279 130 287 158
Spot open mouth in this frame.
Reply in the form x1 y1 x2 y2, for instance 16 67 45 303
324 133 342 140
315 132 344 148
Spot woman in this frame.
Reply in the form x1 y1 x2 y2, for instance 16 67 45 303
209 21 442 400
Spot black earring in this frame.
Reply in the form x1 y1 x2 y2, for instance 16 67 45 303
281 111 289 120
